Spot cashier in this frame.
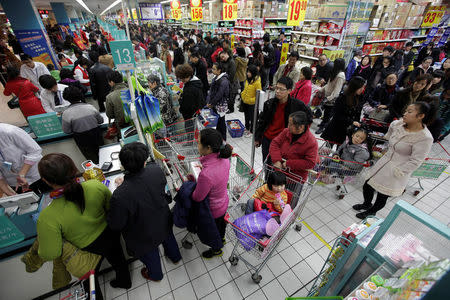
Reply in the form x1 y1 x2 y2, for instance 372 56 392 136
0 123 42 196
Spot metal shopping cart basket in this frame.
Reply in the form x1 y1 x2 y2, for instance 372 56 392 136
410 141 450 196
59 270 95 300
315 139 371 199
225 164 317 283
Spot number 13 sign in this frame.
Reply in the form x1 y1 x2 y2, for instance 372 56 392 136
109 41 135 71
287 0 308 27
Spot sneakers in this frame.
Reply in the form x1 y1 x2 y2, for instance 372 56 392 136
140 267 161 282
202 248 223 259
352 203 372 211
244 129 252 137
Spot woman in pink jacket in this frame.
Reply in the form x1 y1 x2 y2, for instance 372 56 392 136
192 128 232 258
290 67 313 105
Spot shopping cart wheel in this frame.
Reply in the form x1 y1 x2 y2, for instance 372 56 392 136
229 255 239 266
413 190 420 196
336 185 341 191
338 195 345 200
182 240 193 249
295 223 302 231
251 273 262 284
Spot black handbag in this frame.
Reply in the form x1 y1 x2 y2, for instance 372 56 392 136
7 96 20 109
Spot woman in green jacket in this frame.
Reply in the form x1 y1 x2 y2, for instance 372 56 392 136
37 153 131 298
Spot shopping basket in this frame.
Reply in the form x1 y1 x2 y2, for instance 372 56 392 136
59 270 95 300
315 139 371 199
225 163 317 283
410 141 450 195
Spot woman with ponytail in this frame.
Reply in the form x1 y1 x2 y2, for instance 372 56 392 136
353 101 435 219
37 154 131 297
192 128 232 259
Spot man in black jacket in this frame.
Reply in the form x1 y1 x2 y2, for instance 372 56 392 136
262 33 275 90
315 54 333 86
108 142 181 282
189 50 209 98
219 51 238 112
255 77 313 164
172 41 184 68
88 51 112 112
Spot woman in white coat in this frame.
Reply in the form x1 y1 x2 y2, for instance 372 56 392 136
353 102 435 219
0 123 42 196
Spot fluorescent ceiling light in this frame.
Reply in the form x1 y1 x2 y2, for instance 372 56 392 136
160 0 172 4
101 0 122 15
75 0 93 14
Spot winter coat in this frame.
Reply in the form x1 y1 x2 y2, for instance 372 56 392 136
151 85 178 125
3 77 45 117
269 128 318 181
345 58 359 81
389 87 429 119
271 48 281 76
438 95 450 137
321 72 346 105
173 181 223 250
408 65 433 84
321 93 364 144
368 64 396 90
352 65 372 81
273 64 301 86
368 83 398 107
235 57 249 83
211 46 223 63
241 76 262 105
255 95 313 143
333 140 370 171
262 43 275 68
160 50 173 73
59 78 88 95
107 163 172 257
315 61 333 83
190 60 209 98
179 76 205 120
89 62 112 101
105 82 129 128
173 48 185 68
290 79 312 105
366 120 433 197
207 73 230 114
403 51 415 68
192 153 231 218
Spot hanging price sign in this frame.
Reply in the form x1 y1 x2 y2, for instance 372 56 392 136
421 6 445 28
190 0 203 21
287 0 308 26
171 0 182 20
223 0 237 21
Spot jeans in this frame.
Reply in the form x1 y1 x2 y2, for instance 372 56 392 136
140 231 181 281
318 104 334 129
261 67 271 91
213 214 226 251
362 181 389 214
261 135 272 165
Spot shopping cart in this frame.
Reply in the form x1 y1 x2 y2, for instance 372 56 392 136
315 139 371 199
225 164 317 283
410 141 450 196
59 270 95 300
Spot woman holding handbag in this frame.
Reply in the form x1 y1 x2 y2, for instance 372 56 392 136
3 66 45 118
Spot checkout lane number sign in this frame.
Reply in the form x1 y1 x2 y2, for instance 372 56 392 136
110 41 136 71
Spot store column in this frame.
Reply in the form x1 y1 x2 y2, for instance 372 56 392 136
67 6 80 24
134 0 143 26
0 0 59 66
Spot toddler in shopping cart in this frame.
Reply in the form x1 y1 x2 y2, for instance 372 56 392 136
323 127 371 176
244 171 289 215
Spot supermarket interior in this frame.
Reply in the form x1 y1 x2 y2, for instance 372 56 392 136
0 0 449 300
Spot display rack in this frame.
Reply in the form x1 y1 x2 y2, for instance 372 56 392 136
309 200 450 298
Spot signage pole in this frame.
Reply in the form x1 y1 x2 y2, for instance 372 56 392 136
121 0 146 146
250 90 261 170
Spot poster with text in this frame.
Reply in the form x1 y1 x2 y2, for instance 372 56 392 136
140 3 164 20
15 29 58 67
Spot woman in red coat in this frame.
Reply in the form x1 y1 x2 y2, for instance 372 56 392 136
269 111 318 181
3 66 45 118
290 67 313 105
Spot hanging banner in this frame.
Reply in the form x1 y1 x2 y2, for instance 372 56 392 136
230 34 235 50
15 29 59 67
223 0 237 21
190 0 203 22
139 3 164 20
280 43 290 65
421 5 446 28
171 0 182 20
287 0 308 27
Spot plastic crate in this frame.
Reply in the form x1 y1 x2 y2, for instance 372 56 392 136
226 119 245 138
200 108 219 128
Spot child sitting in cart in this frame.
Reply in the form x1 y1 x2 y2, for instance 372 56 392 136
245 171 288 215
323 127 371 176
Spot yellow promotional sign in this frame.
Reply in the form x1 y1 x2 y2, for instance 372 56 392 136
223 0 237 21
190 0 203 21
280 43 290 65
287 0 308 26
421 6 445 28
170 0 182 20
322 49 345 61
230 35 235 50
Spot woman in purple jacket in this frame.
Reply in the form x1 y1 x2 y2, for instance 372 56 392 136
192 128 232 258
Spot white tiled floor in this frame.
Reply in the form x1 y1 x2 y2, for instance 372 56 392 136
1 108 449 300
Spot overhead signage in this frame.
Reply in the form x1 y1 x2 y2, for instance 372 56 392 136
218 21 235 28
139 3 164 20
190 0 203 22
170 0 182 20
287 0 308 26
223 0 237 21
110 41 136 71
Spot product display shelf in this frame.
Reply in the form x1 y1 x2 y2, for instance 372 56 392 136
298 54 319 61
364 38 409 43
296 43 338 50
234 26 253 30
311 200 450 297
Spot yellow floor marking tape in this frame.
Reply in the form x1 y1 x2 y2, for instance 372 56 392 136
300 219 332 251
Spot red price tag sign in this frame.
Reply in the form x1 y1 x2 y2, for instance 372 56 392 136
421 6 445 28
223 0 237 21
287 0 308 26
191 7 203 21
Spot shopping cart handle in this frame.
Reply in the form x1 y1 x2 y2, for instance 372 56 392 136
78 270 95 281
224 213 230 222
